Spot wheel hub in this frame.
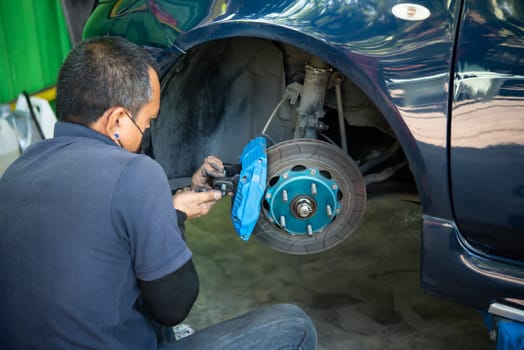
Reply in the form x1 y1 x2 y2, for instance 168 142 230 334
265 168 341 235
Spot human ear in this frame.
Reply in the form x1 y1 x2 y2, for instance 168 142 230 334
104 106 127 141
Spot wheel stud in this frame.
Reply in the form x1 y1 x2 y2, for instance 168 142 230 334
326 204 333 217
280 215 286 228
282 190 288 202
307 224 313 236
311 183 317 195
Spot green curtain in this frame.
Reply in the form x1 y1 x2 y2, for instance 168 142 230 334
0 1 71 105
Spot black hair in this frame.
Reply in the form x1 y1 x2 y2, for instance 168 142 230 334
56 36 159 125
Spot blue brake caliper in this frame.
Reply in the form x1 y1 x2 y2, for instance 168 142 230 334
231 137 267 240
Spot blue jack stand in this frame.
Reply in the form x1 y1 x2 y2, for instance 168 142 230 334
497 320 524 350
484 313 524 350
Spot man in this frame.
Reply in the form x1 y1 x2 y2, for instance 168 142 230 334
0 36 316 349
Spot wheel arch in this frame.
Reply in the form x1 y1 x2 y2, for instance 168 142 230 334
165 20 426 200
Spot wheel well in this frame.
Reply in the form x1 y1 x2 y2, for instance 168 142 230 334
151 37 418 199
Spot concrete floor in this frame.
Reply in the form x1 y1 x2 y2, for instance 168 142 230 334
183 198 494 350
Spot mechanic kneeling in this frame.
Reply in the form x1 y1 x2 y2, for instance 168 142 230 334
0 36 317 350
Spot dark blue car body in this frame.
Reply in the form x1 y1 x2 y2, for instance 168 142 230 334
84 0 524 338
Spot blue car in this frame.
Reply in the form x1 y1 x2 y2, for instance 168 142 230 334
84 0 524 346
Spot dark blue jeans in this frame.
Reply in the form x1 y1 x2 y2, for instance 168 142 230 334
158 304 317 350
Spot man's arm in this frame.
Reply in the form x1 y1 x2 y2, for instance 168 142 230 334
138 210 199 326
138 258 199 326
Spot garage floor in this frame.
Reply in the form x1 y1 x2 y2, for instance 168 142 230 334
183 198 493 350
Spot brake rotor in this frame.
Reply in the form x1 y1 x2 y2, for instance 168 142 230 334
254 138 366 254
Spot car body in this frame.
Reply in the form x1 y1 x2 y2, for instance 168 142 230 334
84 0 524 342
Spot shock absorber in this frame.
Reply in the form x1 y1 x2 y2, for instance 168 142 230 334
294 55 332 139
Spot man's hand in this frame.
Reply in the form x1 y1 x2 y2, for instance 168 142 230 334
191 156 225 191
173 189 222 219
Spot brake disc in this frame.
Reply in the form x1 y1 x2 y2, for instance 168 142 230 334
253 138 366 254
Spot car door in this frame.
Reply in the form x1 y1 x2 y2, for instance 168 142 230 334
450 0 524 262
